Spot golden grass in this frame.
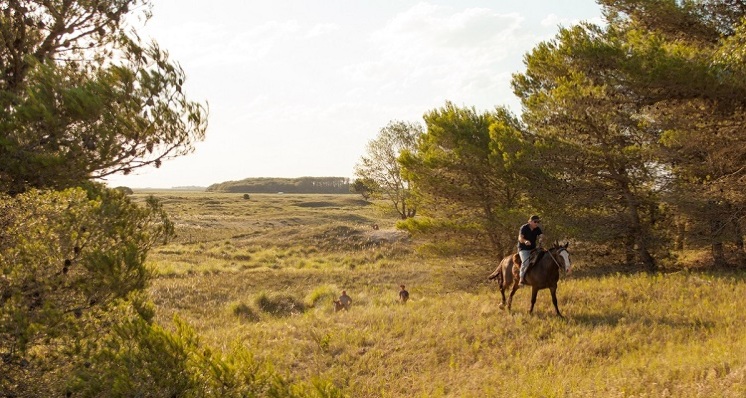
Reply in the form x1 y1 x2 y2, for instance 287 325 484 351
137 191 746 397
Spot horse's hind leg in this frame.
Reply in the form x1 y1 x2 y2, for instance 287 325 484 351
498 273 507 308
550 286 564 318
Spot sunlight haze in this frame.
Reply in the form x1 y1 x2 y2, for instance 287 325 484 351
103 0 604 189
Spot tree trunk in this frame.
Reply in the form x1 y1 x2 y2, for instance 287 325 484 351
711 217 726 266
712 242 726 266
735 219 745 267
675 217 686 251
397 201 407 220
624 192 657 271
638 246 656 272
624 234 635 265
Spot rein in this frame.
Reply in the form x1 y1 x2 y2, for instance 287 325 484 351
546 248 566 271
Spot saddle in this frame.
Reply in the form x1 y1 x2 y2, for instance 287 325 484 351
513 248 546 274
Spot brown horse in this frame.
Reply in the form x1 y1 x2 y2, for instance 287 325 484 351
488 242 572 317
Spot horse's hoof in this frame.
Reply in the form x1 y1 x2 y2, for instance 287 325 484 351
498 303 506 309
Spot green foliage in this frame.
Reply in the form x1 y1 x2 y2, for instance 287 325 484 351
0 185 173 394
387 2 745 269
401 102 531 255
601 1 746 266
505 2 746 268
354 120 423 220
513 22 664 269
71 312 313 397
0 0 207 194
350 177 376 201
396 216 488 256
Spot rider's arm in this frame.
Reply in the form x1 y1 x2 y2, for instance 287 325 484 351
518 233 530 246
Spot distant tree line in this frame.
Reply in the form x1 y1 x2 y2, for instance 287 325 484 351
206 177 353 194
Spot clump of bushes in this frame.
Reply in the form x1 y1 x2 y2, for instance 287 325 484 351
69 313 330 397
254 292 306 316
228 301 259 321
114 186 134 195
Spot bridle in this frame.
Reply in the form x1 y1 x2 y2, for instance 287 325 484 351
546 247 569 272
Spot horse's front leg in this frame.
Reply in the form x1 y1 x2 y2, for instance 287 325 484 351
550 286 564 318
529 287 539 314
507 281 520 311
497 272 508 308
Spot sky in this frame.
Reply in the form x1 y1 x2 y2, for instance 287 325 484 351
103 0 605 189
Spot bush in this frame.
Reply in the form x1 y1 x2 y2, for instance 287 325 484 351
114 186 134 195
254 292 306 316
0 186 173 395
228 301 259 321
70 313 321 397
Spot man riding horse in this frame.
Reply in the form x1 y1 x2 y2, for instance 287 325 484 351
518 215 543 286
488 214 572 317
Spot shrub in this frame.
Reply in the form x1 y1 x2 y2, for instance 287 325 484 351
70 313 322 397
228 301 259 321
254 292 306 316
0 186 173 395
114 186 134 195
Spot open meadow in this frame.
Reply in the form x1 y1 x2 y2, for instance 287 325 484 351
135 191 746 397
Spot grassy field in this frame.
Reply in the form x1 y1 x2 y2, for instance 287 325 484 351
135 191 746 397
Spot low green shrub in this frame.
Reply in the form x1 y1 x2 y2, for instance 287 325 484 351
254 292 306 316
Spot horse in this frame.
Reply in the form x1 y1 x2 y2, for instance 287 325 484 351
488 242 572 317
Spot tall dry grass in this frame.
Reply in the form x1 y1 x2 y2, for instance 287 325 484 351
138 191 746 397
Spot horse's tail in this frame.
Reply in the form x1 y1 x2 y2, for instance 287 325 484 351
487 266 501 281
488 262 505 289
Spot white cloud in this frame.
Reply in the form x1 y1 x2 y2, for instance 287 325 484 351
305 23 340 39
343 3 532 111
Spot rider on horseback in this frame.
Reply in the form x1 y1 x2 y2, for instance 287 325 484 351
518 215 543 286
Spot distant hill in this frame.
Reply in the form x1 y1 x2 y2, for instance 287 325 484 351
206 177 352 194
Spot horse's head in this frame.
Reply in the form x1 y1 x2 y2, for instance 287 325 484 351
551 241 572 274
